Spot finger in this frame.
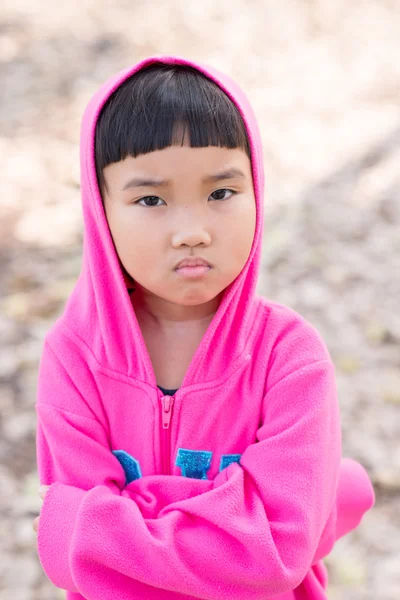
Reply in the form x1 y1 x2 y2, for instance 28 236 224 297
38 486 49 499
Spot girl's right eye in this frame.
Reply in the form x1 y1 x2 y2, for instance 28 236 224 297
134 196 165 207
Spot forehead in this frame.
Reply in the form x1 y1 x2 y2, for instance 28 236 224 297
104 144 253 191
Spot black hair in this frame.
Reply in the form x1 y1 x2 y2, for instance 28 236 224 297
94 62 251 198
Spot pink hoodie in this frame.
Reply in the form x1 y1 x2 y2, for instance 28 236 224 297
35 54 375 600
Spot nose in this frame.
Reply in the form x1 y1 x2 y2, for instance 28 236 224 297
171 210 212 248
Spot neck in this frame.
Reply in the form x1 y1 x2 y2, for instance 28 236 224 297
130 285 222 333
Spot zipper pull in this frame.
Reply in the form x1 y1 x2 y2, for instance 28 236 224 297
161 395 174 429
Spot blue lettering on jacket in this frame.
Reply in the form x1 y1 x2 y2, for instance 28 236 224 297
175 448 213 479
112 449 142 484
219 453 242 472
112 449 242 482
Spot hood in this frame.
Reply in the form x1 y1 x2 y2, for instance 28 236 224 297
60 54 265 386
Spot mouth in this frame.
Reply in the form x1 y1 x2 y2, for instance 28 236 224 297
174 265 212 279
174 257 212 270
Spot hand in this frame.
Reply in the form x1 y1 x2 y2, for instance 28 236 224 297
33 485 50 533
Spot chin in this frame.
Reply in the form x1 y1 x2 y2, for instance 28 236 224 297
181 289 224 306
177 296 212 306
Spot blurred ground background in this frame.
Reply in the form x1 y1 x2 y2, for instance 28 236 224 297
0 0 399 598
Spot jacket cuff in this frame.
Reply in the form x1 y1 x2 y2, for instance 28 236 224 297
37 481 86 592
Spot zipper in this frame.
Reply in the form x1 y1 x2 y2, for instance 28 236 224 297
156 353 251 475
159 392 175 475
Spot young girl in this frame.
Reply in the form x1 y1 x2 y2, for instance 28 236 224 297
34 54 375 600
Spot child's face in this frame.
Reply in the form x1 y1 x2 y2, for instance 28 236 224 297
102 143 256 318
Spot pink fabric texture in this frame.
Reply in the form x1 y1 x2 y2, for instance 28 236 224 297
35 54 375 599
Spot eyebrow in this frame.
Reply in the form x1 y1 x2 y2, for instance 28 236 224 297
121 167 247 191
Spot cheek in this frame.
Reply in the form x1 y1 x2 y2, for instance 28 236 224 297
107 212 160 265
224 204 256 262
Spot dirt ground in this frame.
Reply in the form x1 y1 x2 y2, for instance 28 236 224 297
0 1 399 598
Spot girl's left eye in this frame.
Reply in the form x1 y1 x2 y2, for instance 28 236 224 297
209 188 236 201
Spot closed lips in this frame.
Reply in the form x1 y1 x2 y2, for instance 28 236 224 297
175 258 211 269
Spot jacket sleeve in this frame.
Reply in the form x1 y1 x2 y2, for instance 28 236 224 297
37 338 375 599
35 338 214 593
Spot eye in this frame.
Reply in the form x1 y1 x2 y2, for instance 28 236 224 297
209 188 236 201
134 196 165 207
133 188 237 207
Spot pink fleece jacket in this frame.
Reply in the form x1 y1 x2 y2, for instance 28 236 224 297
35 54 375 600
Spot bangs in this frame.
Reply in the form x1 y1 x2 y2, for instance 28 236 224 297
95 62 251 197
